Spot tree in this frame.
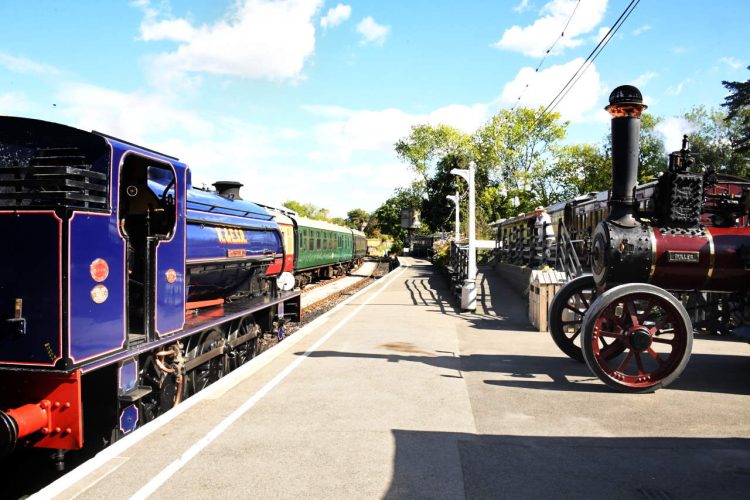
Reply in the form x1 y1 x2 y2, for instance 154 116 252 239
346 208 369 231
281 200 329 220
722 67 750 154
394 124 474 183
546 143 611 200
474 107 567 213
683 105 749 177
369 188 422 248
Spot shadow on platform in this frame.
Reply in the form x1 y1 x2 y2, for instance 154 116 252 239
297 349 750 396
384 430 750 499
400 261 535 332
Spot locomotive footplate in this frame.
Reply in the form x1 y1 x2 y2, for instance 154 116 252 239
184 289 302 332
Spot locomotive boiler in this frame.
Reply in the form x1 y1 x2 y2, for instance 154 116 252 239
0 117 301 466
550 85 750 392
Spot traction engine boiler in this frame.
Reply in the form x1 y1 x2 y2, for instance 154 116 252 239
556 86 750 392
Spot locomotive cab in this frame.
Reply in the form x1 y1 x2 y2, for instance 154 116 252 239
119 155 179 341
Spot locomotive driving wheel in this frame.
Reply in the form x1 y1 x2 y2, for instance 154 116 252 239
581 283 693 393
186 328 225 396
548 275 624 362
227 316 259 370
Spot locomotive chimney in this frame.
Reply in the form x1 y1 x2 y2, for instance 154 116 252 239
213 181 243 200
605 85 647 227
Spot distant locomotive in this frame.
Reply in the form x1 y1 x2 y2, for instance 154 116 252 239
548 86 750 393
0 117 308 467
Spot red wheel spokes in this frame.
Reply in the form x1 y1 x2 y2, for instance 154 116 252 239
592 293 689 388
624 300 640 328
616 350 634 372
634 351 646 375
646 348 664 366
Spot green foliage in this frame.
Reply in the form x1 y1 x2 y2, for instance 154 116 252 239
394 124 474 180
281 200 330 220
474 107 567 213
722 67 750 154
684 105 750 177
346 208 369 230
553 143 611 197
368 187 421 246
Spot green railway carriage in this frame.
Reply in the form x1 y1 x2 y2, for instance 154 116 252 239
352 229 367 261
289 216 366 287
295 217 353 270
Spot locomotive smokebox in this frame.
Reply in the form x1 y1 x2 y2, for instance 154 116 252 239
606 85 647 228
213 181 244 200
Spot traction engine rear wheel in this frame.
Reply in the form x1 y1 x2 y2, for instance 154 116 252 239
548 275 624 362
581 283 693 393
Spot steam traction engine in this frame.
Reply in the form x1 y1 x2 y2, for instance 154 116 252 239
549 85 750 393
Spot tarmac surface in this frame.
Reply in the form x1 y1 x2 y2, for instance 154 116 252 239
38 258 750 499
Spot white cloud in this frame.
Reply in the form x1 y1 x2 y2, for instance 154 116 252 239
306 103 487 162
139 0 323 82
666 78 691 96
0 92 33 115
655 117 694 152
320 4 351 28
55 83 215 145
357 17 390 46
493 0 608 57
719 56 743 70
140 18 196 42
514 0 531 13
632 71 657 88
499 58 605 122
0 52 62 76
632 24 652 36
591 26 610 44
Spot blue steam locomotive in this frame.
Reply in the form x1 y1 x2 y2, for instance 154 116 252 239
0 117 301 466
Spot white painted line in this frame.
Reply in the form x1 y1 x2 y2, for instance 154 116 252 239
130 264 407 499
33 262 406 500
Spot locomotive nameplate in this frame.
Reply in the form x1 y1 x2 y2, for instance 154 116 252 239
666 251 699 263
227 249 247 258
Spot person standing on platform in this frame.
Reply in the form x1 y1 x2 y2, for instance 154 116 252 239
533 206 554 266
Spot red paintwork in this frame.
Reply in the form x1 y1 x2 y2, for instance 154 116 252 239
186 298 225 310
266 219 295 276
650 226 750 291
0 370 83 450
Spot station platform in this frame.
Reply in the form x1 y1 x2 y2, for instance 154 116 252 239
37 258 750 499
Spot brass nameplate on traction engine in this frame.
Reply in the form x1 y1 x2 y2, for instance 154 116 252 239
666 251 700 263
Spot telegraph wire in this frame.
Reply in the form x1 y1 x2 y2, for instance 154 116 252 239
537 0 641 121
511 0 582 111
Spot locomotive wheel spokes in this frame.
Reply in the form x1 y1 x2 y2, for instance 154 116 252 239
228 317 259 370
581 283 693 393
187 328 225 395
548 275 624 362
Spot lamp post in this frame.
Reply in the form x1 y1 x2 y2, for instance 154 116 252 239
445 191 460 242
450 162 476 312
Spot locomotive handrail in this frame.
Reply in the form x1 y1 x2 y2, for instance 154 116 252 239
555 220 582 279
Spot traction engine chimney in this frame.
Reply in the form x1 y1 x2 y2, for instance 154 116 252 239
605 85 647 227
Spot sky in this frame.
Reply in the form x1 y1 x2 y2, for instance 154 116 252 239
0 0 747 217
